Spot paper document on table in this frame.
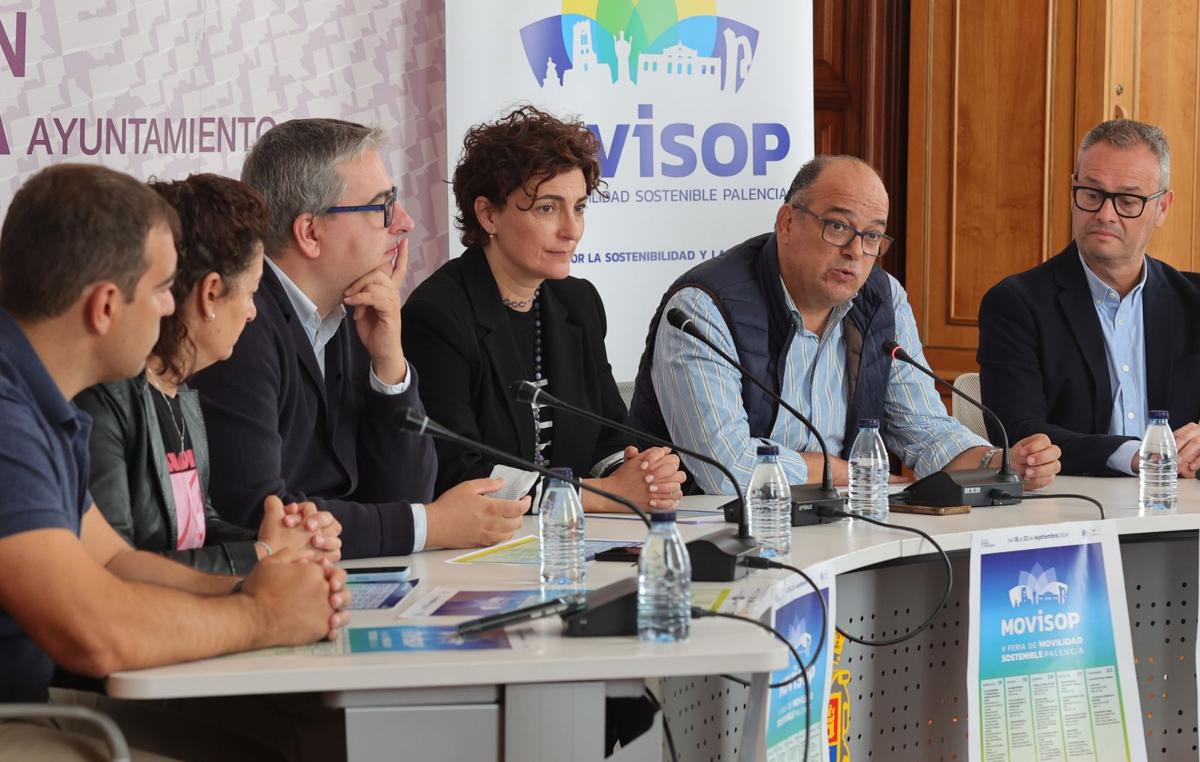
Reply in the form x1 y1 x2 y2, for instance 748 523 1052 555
447 535 640 565
691 587 731 612
345 576 418 610
346 624 526 653
402 587 586 617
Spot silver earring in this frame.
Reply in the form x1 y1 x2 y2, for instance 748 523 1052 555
206 312 215 321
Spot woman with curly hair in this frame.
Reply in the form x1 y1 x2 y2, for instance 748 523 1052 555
75 173 341 575
403 105 685 513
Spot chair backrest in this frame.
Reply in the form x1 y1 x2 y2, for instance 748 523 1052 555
952 372 988 439
0 704 130 761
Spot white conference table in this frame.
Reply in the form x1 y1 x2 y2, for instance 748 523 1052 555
108 476 1200 761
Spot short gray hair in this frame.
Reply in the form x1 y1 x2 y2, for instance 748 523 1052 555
241 118 383 255
785 154 878 204
1078 119 1171 190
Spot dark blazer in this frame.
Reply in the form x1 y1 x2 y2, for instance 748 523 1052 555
978 243 1200 475
190 264 436 558
74 376 259 575
402 248 630 495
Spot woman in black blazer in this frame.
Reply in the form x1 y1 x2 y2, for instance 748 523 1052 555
403 106 685 512
75 174 342 574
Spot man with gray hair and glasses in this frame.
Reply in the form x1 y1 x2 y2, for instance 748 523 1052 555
979 118 1200 476
629 155 1062 494
192 119 530 558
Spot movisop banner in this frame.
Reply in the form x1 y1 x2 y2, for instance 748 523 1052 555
445 0 815 379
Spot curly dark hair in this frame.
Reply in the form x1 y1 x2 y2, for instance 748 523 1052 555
452 105 604 248
147 173 268 380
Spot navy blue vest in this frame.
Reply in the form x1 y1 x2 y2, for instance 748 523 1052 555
628 232 896 460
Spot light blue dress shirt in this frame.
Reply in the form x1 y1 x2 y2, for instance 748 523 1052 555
265 259 428 550
650 272 989 494
1079 255 1148 475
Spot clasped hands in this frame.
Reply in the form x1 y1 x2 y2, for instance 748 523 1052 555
257 494 343 562
244 495 350 640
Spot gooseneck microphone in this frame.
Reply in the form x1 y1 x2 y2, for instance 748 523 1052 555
394 408 651 528
508 380 758 582
665 308 846 525
881 340 1024 507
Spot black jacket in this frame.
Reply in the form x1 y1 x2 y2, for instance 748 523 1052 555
75 376 258 575
402 248 629 495
190 264 436 558
978 243 1200 475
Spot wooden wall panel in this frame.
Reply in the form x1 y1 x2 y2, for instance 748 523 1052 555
903 0 1186 378
947 2 1051 326
813 0 909 278
908 0 1065 374
1135 1 1199 274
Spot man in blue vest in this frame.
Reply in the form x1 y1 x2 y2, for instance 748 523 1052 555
629 155 1062 493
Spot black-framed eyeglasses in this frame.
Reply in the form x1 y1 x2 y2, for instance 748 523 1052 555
790 203 893 257
324 185 397 228
1071 185 1167 219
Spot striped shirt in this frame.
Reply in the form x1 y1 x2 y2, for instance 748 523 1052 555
650 273 989 494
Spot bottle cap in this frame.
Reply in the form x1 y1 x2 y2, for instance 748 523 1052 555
1149 410 1169 420
549 467 573 480
649 511 677 523
858 418 880 428
756 444 779 456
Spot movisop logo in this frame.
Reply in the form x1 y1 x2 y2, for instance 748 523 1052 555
1001 562 1081 637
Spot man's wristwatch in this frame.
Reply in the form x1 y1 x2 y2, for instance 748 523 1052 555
980 447 1002 470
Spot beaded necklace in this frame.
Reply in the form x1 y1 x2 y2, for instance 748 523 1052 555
529 294 551 466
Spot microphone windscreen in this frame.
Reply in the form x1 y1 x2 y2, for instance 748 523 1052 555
394 407 430 433
508 380 538 405
665 307 689 329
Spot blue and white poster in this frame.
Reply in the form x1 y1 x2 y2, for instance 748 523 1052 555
765 565 833 762
445 1 814 379
968 523 1144 762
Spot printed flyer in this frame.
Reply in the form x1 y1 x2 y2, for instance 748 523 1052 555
968 522 1144 762
765 565 833 762
345 571 419 611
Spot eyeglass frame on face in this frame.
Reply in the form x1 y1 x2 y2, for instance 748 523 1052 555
323 185 397 228
1070 185 1167 219
789 202 893 258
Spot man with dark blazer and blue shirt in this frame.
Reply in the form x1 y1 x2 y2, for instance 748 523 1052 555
191 119 529 559
979 119 1200 477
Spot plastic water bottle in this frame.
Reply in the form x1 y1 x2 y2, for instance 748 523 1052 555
637 512 692 642
848 419 890 521
1139 410 1178 512
747 444 791 557
539 468 586 586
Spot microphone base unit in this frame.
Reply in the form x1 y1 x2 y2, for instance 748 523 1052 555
686 527 758 582
789 485 849 526
722 485 848 526
896 468 1024 508
561 577 638 637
